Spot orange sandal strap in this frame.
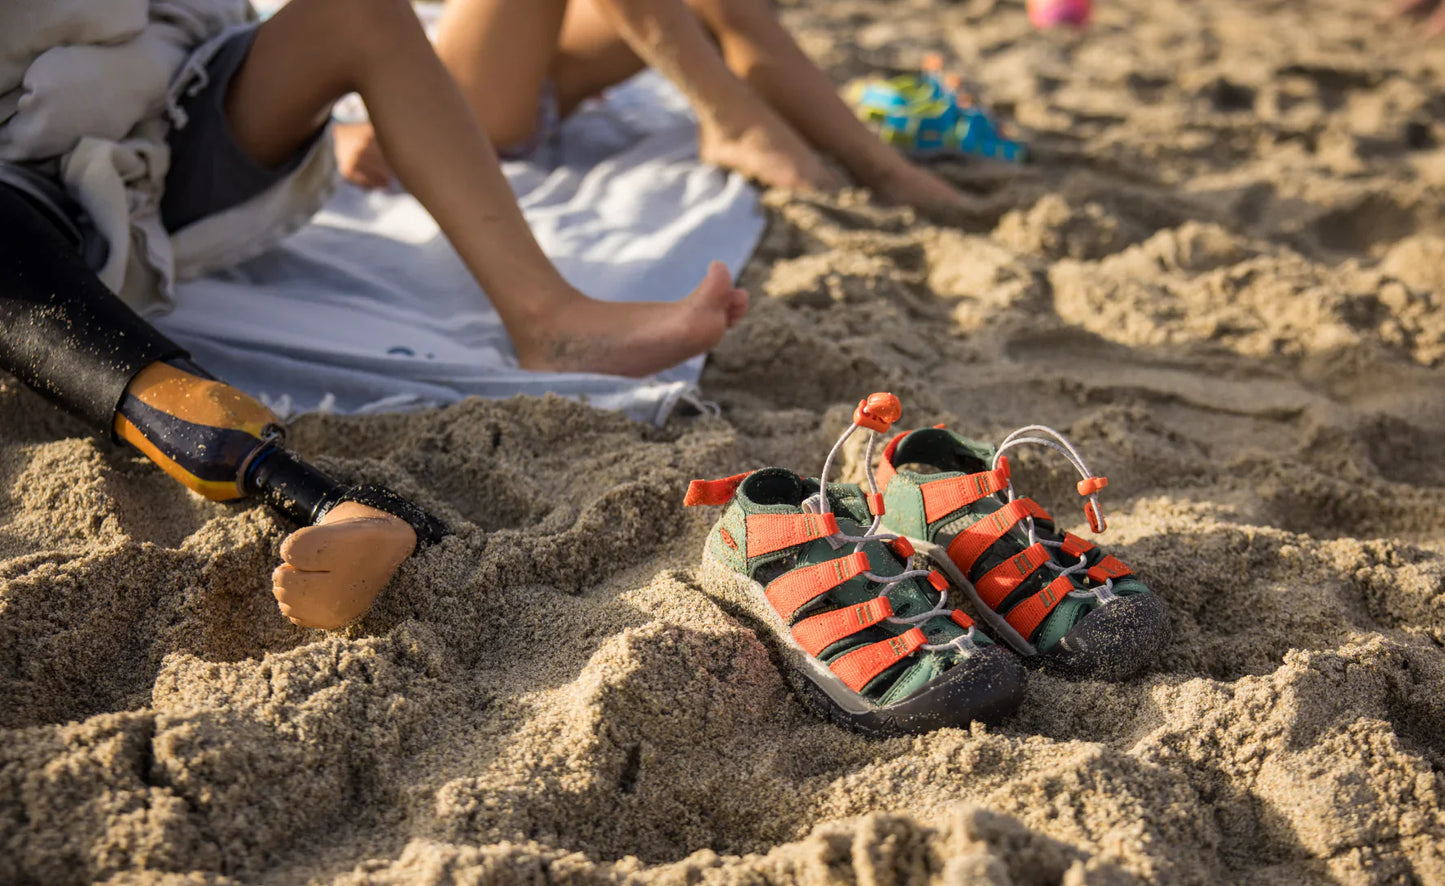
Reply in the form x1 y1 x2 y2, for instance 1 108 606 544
745 512 840 558
973 542 1052 609
875 430 908 491
683 472 751 507
829 627 926 692
944 498 1043 575
919 458 1012 523
1059 531 1096 559
1087 554 1133 585
765 551 871 620
1004 576 1073 639
791 596 894 656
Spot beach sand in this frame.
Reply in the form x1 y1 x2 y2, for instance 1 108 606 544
3 0 1445 882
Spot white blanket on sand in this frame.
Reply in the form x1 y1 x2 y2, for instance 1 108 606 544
156 69 764 426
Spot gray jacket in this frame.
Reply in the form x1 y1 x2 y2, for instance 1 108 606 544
0 1 335 315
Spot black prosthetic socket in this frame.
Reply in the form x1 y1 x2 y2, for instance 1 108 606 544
0 184 185 432
0 182 449 551
244 445 448 552
243 444 346 527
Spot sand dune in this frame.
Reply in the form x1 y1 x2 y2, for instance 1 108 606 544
3 0 1444 882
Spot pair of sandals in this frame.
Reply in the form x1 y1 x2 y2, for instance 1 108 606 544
685 393 1169 736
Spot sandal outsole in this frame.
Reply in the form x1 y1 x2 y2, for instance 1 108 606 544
698 541 1025 737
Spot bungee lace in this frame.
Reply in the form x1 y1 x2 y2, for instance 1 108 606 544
804 396 981 656
993 426 1118 605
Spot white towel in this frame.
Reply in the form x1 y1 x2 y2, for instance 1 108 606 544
156 69 763 425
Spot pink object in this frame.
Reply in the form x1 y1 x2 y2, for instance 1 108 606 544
1027 0 1092 28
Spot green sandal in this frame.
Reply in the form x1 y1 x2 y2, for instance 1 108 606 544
685 394 1025 736
877 425 1169 680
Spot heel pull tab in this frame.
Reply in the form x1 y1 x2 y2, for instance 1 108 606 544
684 472 751 507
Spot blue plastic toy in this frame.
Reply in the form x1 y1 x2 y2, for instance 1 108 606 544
847 57 1028 164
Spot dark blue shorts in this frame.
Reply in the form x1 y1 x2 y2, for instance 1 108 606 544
159 23 326 232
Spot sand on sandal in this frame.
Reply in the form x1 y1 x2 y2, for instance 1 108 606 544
3 0 1445 882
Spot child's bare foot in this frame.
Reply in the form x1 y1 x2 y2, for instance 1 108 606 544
698 109 840 192
272 501 417 629
334 122 394 190
512 260 748 376
870 161 992 216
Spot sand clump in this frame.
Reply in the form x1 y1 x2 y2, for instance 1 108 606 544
4 0 1445 882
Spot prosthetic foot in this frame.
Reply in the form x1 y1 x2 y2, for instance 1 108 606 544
0 183 447 628
115 358 448 627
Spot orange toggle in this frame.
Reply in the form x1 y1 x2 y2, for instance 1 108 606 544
1076 476 1109 497
865 492 886 517
853 392 902 433
889 536 915 561
927 571 949 592
1084 501 1107 533
950 609 974 629
684 472 750 507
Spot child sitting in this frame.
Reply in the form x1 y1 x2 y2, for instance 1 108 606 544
333 0 986 214
0 0 746 628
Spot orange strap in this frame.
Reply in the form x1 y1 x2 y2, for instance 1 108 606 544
744 512 840 558
791 596 893 656
829 627 926 692
1087 555 1133 585
765 551 870 620
973 542 1051 609
943 499 1038 576
1004 576 1073 639
683 472 750 507
919 458 1011 523
875 431 908 491
1059 531 1096 559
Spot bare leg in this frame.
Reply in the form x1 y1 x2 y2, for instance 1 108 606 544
532 0 978 211
334 0 566 186
434 0 571 147
580 0 839 190
683 0 981 212
228 0 747 377
334 0 630 187
435 0 836 191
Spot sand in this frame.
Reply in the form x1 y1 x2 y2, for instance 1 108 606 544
3 0 1445 882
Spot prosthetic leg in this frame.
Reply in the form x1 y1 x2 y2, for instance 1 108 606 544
0 183 446 552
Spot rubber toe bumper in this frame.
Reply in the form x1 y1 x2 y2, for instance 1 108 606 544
1041 592 1171 681
804 645 1026 737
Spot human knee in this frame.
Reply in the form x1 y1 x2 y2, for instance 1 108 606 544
113 360 280 502
286 0 421 63
684 0 775 33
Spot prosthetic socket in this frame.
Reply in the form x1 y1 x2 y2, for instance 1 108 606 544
0 184 446 549
113 358 447 548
